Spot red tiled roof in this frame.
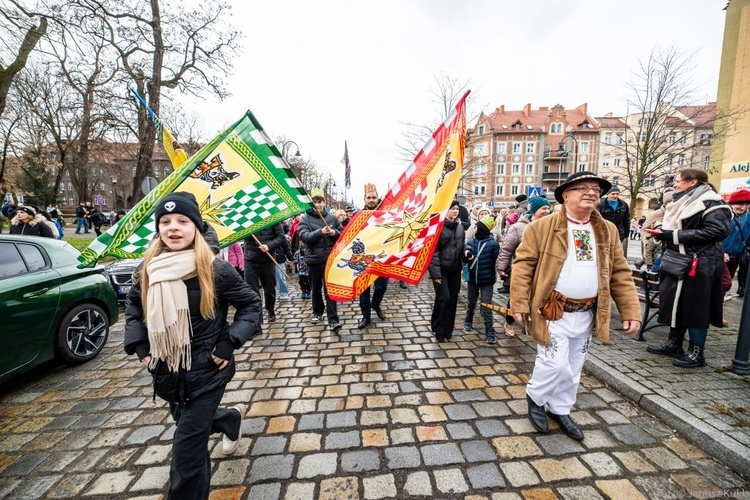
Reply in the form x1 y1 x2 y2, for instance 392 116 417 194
478 103 599 133
596 116 627 128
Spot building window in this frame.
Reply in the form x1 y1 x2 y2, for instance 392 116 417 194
544 165 550 173
497 164 505 175
678 154 685 165
614 156 621 167
667 154 674 165
496 142 507 155
512 142 522 154
496 185 504 196
681 132 687 144
612 176 620 187
512 163 521 174
643 175 656 187
668 133 676 145
474 143 488 157
578 164 587 172
704 156 710 169
525 164 534 175
580 141 589 153
474 163 487 176
526 142 536 154
478 125 485 134
511 185 520 195
550 123 563 134
638 117 650 125
616 133 624 145
640 133 647 142
474 185 486 195
604 133 612 144
603 154 610 166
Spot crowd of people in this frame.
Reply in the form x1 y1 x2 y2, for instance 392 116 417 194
1 198 129 238
7 167 744 497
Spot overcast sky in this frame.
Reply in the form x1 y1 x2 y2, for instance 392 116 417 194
177 0 727 205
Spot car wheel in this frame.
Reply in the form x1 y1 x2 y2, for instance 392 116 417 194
56 304 110 364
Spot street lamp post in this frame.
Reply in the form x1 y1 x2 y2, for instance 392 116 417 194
280 141 301 161
111 177 118 211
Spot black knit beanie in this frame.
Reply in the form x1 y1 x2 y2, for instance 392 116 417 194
154 192 203 229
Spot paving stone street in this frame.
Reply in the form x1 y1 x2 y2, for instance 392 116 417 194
0 270 749 499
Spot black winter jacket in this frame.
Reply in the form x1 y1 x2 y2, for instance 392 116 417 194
274 235 294 264
298 209 342 265
9 215 55 238
124 258 262 404
243 223 285 264
596 198 630 240
429 219 468 279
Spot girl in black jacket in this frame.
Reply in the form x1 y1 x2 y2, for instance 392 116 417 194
124 192 261 499
429 200 471 342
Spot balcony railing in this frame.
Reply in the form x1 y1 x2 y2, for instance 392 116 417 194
541 171 570 181
544 150 570 159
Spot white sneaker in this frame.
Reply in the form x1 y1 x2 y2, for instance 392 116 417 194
222 403 247 455
724 293 737 302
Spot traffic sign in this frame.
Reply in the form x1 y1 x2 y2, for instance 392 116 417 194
526 186 543 198
488 199 495 207
95 194 105 205
141 177 158 195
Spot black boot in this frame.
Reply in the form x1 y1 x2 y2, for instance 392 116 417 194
646 329 685 356
673 343 706 368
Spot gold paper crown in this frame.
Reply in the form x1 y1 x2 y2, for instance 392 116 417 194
310 187 325 199
479 214 497 231
364 183 378 196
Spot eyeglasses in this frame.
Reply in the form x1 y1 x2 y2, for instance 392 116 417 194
565 186 603 196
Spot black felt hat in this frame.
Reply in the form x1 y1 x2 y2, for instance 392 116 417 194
554 171 612 204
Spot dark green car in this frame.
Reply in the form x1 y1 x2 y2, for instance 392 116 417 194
0 235 119 384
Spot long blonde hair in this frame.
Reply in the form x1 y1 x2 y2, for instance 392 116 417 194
136 231 216 319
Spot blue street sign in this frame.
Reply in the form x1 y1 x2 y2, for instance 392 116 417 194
488 200 495 207
526 186 543 198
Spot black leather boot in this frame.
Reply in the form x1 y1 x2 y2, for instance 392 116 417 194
673 343 706 368
646 329 685 356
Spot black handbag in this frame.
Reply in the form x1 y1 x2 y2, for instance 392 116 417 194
660 249 694 278
660 245 711 279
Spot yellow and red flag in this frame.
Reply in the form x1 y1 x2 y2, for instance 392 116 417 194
325 90 469 301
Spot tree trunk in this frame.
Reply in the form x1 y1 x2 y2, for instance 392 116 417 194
0 17 47 118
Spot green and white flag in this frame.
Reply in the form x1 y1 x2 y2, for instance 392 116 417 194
78 110 313 268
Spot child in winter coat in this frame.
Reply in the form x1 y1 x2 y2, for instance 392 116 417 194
124 192 261 499
464 215 501 343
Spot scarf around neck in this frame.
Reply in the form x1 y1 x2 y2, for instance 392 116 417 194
662 184 713 231
146 250 197 372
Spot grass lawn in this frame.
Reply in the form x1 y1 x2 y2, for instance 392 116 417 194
62 235 116 263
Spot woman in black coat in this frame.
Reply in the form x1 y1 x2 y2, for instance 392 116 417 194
124 192 261 499
647 168 731 368
428 200 471 342
9 206 55 238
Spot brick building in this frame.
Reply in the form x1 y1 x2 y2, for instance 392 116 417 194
464 103 600 208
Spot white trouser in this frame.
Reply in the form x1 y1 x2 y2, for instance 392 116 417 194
526 310 593 415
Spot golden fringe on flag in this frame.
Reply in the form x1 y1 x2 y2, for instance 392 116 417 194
324 91 469 301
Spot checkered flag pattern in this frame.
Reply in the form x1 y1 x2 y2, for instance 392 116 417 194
368 179 429 226
119 217 157 254
217 182 289 230
383 212 444 267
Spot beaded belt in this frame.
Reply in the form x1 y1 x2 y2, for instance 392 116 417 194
560 295 597 313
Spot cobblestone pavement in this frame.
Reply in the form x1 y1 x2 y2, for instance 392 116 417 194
0 277 748 499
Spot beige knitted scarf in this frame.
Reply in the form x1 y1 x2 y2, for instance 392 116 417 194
146 250 197 372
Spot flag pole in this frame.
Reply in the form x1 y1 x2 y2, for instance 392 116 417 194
252 234 289 279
